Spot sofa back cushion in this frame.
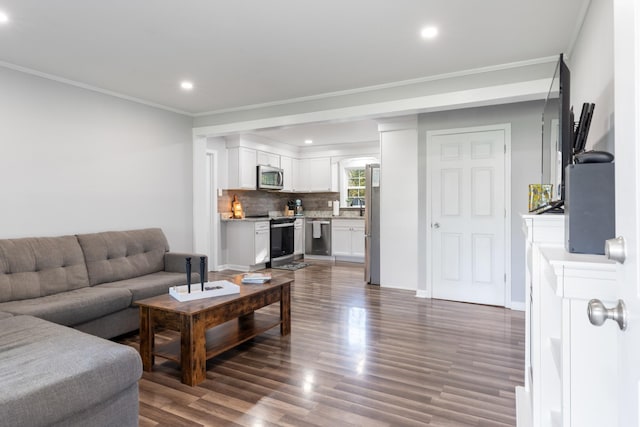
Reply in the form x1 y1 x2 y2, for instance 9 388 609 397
0 236 90 302
76 228 169 286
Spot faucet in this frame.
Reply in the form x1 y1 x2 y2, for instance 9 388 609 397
359 204 364 217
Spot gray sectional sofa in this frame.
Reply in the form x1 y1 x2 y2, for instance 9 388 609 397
0 228 207 426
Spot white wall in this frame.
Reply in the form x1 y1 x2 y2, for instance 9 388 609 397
568 0 614 153
379 117 418 290
418 101 544 305
0 66 195 250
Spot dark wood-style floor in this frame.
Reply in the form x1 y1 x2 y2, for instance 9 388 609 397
118 261 525 427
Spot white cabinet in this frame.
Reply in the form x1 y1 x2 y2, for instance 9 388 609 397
331 219 365 262
281 155 294 192
296 157 331 192
228 147 257 190
225 221 270 270
257 151 280 168
519 214 618 427
294 218 304 256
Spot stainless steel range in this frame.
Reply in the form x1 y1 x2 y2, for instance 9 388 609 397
269 217 295 267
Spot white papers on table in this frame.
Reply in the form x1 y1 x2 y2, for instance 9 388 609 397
241 273 271 284
169 280 240 302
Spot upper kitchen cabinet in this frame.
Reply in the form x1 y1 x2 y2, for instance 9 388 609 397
257 151 280 168
296 157 331 192
228 147 257 190
280 155 295 192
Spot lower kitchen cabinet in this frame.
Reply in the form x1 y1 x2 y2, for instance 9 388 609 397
294 218 304 257
226 220 270 270
331 219 364 262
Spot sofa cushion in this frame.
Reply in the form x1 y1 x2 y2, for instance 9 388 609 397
0 311 13 319
0 315 141 427
0 287 132 326
77 228 169 286
98 271 202 302
0 235 90 302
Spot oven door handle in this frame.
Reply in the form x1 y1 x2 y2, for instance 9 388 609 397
271 223 294 229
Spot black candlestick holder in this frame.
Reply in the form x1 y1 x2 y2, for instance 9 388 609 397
199 256 205 292
185 257 192 293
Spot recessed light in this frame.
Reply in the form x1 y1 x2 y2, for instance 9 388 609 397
420 26 438 39
180 81 194 90
304 140 313 145
0 11 9 24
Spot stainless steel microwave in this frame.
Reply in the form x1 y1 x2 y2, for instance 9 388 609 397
257 165 284 190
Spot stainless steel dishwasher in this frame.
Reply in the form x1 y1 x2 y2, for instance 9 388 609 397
305 218 331 255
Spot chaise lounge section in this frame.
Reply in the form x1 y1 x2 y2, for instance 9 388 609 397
0 228 207 426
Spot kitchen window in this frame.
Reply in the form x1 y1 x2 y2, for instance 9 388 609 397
339 156 378 207
346 167 365 206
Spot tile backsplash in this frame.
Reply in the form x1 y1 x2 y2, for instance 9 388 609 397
219 190 341 216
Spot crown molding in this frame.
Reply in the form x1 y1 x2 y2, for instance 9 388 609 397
194 56 558 117
0 60 194 116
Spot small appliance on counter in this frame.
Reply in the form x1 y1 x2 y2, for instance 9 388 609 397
295 199 303 216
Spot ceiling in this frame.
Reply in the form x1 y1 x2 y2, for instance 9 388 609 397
0 0 589 117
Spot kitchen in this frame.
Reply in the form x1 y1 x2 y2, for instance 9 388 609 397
212 120 380 279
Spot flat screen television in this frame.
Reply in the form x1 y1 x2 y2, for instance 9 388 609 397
540 54 572 206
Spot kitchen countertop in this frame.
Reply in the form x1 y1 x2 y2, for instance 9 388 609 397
220 214 364 222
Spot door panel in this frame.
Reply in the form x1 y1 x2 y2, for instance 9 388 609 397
613 1 640 423
430 129 506 306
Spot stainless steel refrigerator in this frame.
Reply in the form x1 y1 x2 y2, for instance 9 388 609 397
365 163 380 285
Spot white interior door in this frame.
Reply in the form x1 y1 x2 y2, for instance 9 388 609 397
613 1 640 423
428 127 507 306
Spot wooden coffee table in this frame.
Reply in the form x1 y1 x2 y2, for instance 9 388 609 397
136 275 292 386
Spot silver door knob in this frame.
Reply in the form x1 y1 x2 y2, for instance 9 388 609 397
605 236 626 263
432 223 440 229
587 299 627 331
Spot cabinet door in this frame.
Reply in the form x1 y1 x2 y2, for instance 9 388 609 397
239 148 257 189
294 219 304 255
257 151 280 168
297 157 331 192
254 222 270 264
307 157 331 191
350 224 365 258
331 224 351 256
228 147 257 189
281 156 294 192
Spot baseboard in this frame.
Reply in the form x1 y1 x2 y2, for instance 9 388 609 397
515 386 532 427
415 290 428 298
215 264 230 272
510 301 526 311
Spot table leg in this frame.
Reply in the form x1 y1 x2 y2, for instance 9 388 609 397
281 283 291 336
180 313 207 386
139 306 154 371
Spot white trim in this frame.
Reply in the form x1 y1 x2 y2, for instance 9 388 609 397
193 79 551 138
565 0 593 61
510 301 526 312
206 150 219 272
194 56 558 117
0 60 193 116
425 124 512 307
416 290 428 299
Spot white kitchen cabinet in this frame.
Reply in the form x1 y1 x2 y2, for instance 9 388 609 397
225 220 270 270
294 218 304 257
280 155 294 192
297 157 331 192
331 219 365 262
257 151 280 168
518 214 618 427
227 147 257 190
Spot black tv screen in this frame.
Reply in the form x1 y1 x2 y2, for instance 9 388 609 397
541 54 572 202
